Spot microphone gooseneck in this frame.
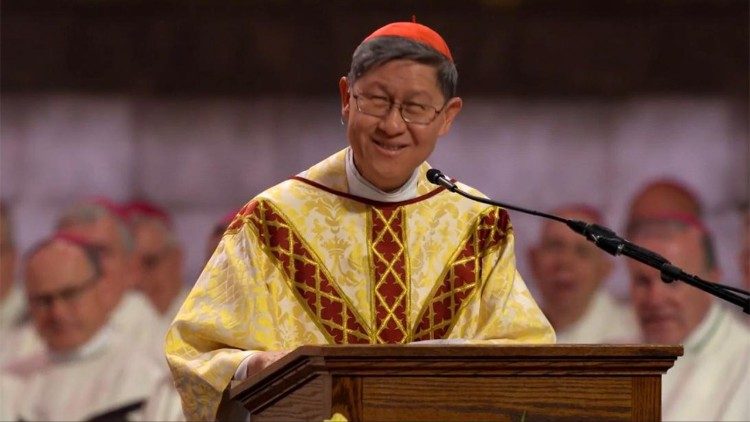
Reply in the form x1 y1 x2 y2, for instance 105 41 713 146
426 168 750 314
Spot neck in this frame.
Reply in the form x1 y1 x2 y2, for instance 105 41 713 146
345 148 420 202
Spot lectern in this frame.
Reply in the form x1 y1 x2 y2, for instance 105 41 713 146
222 344 681 421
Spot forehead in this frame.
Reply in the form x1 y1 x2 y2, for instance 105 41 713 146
26 242 91 292
355 59 441 96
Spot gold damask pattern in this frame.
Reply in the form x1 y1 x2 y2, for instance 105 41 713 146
369 207 410 343
412 207 509 341
247 199 371 344
165 148 555 422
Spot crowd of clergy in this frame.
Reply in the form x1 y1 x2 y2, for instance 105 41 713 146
0 178 748 421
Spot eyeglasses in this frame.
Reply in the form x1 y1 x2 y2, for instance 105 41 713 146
352 92 446 125
28 276 99 310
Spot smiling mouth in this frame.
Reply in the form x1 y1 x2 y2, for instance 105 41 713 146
374 140 407 152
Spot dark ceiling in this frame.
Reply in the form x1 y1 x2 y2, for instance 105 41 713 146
2 0 748 97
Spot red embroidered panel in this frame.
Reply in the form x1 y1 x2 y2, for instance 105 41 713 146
370 207 409 343
247 200 370 344
412 207 510 341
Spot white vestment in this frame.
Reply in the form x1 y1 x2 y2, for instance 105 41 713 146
2 323 166 421
0 291 164 367
109 291 165 365
661 303 750 421
555 289 639 344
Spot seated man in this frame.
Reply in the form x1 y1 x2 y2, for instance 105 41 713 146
2 233 165 421
56 198 163 362
528 204 637 343
125 200 188 325
627 214 749 421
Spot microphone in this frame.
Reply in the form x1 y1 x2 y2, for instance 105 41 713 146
426 168 457 192
425 168 750 313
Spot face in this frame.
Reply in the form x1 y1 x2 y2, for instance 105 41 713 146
63 215 134 309
339 59 462 192
628 226 714 344
529 211 612 315
25 241 107 352
133 220 181 299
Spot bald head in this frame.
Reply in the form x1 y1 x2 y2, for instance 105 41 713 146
627 180 702 235
25 239 108 352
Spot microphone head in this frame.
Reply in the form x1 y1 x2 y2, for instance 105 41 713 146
426 168 443 185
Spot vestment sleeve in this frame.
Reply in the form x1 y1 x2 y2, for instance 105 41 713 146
164 217 283 421
448 217 556 344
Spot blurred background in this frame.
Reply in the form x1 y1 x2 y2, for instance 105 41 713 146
1 0 748 296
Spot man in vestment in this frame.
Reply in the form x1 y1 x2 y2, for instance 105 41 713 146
53 199 164 362
627 214 750 421
1 233 165 420
125 200 189 325
165 21 555 421
528 205 638 343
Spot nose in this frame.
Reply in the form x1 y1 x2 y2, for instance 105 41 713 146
47 297 70 320
377 104 407 135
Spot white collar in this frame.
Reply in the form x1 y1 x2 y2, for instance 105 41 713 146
345 148 419 202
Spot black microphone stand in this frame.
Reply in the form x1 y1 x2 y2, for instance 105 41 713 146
428 170 750 314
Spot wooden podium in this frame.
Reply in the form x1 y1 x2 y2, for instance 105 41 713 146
223 344 682 421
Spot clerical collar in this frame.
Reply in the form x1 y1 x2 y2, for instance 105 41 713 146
49 324 112 362
682 302 723 355
345 148 419 202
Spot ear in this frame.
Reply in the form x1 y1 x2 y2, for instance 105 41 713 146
339 77 351 122
437 97 463 137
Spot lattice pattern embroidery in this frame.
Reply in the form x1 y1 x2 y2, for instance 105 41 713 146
412 207 510 341
246 200 371 344
370 207 410 343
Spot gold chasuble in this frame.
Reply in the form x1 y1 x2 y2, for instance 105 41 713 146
165 149 555 420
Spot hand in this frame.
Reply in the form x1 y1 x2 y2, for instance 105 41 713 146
245 350 289 377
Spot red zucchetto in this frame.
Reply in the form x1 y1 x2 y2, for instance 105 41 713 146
363 21 453 62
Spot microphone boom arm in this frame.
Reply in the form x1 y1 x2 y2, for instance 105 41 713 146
431 170 750 314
